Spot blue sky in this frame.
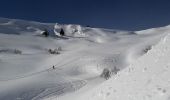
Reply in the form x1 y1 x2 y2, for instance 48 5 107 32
0 0 170 30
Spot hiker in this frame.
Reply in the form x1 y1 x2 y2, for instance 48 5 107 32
52 65 55 69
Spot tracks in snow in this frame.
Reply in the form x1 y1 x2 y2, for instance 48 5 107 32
0 57 80 81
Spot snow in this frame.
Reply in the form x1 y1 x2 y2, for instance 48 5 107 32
54 23 84 37
78 33 170 100
0 17 170 100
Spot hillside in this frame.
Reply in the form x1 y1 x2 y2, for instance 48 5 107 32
0 18 169 100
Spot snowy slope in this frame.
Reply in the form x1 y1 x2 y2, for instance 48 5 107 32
0 17 169 100
0 17 55 35
76 32 170 100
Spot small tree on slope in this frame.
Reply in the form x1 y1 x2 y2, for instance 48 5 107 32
41 29 49 37
60 28 65 36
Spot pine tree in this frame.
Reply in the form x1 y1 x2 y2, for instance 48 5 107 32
42 29 49 37
60 28 65 36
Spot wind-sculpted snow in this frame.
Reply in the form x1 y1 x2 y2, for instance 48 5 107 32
0 18 169 100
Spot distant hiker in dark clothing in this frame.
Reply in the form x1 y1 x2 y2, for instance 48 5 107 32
52 65 55 69
60 28 65 36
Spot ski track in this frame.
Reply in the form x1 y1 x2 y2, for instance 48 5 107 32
0 57 80 81
32 80 87 100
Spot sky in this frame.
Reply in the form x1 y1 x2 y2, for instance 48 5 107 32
0 0 170 31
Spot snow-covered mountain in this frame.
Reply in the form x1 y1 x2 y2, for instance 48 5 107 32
0 17 170 100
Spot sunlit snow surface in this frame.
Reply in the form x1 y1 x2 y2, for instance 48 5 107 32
0 18 169 100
